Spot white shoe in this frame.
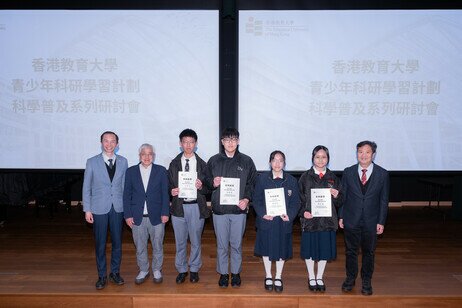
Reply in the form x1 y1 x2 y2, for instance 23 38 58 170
153 270 163 283
135 271 149 285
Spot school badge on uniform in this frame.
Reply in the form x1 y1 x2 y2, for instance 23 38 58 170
288 190 292 196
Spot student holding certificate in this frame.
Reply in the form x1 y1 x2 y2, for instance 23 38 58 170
205 128 257 288
168 129 210 284
299 145 342 292
253 151 300 293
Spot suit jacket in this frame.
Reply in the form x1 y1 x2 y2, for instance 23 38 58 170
252 171 300 234
123 163 170 226
168 152 211 219
82 153 128 215
339 163 389 231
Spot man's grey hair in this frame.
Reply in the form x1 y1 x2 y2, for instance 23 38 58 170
138 143 155 154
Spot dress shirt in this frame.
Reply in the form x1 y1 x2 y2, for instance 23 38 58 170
357 163 374 182
181 154 197 202
139 163 152 215
102 153 116 166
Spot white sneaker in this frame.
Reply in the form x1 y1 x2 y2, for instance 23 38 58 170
135 271 149 285
136 271 149 280
153 270 163 283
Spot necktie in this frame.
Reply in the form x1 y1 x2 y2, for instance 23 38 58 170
108 158 113 169
361 169 367 185
185 159 190 172
319 172 324 179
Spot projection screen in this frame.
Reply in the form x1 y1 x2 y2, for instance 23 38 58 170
239 10 462 171
0 10 218 169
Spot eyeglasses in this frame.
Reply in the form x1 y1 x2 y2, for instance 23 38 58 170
222 137 238 143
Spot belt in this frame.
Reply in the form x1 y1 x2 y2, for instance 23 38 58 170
143 214 149 217
183 200 197 204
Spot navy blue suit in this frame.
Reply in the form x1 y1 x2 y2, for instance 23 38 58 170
123 163 170 226
339 163 389 283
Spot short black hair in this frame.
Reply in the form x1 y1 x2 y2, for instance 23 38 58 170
221 127 239 139
100 131 119 143
312 145 330 164
269 150 286 163
179 128 198 141
356 140 377 153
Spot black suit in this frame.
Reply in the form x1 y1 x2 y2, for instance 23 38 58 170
339 163 389 283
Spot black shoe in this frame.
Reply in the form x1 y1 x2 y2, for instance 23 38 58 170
316 279 326 292
190 272 200 283
95 276 107 290
176 272 188 284
264 278 273 291
361 281 373 296
341 278 355 292
231 273 241 287
218 274 229 288
109 272 124 285
308 279 317 292
274 279 283 293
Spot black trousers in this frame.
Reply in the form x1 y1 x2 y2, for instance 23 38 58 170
343 226 377 283
93 205 124 277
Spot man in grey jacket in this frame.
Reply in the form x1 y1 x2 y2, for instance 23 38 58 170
83 131 128 289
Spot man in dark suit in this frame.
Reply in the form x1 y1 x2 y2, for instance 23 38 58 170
82 131 128 289
123 143 169 284
339 140 389 296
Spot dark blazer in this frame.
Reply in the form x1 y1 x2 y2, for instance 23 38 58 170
299 167 342 232
252 171 300 234
339 163 389 231
168 153 210 219
123 163 170 226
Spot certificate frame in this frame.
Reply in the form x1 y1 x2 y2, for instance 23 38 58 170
219 177 240 205
264 187 287 216
178 171 198 199
310 188 332 217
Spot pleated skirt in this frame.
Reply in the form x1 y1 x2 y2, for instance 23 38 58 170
254 221 293 261
300 231 337 261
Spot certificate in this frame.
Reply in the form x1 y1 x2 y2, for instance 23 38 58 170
220 177 240 205
311 188 332 217
178 171 197 199
264 187 287 216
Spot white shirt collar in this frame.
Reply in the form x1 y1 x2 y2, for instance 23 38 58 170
102 153 116 164
313 167 327 175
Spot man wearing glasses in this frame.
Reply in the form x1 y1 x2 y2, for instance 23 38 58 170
205 128 257 288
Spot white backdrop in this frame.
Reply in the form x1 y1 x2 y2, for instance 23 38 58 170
239 10 462 171
0 10 219 169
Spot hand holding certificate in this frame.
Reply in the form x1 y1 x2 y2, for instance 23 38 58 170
178 171 198 199
310 188 332 217
220 177 240 205
264 187 287 216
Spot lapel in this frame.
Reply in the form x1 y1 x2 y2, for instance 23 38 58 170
134 164 145 191
353 163 379 197
113 156 121 181
364 165 379 196
146 163 156 193
352 164 363 194
98 154 111 184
